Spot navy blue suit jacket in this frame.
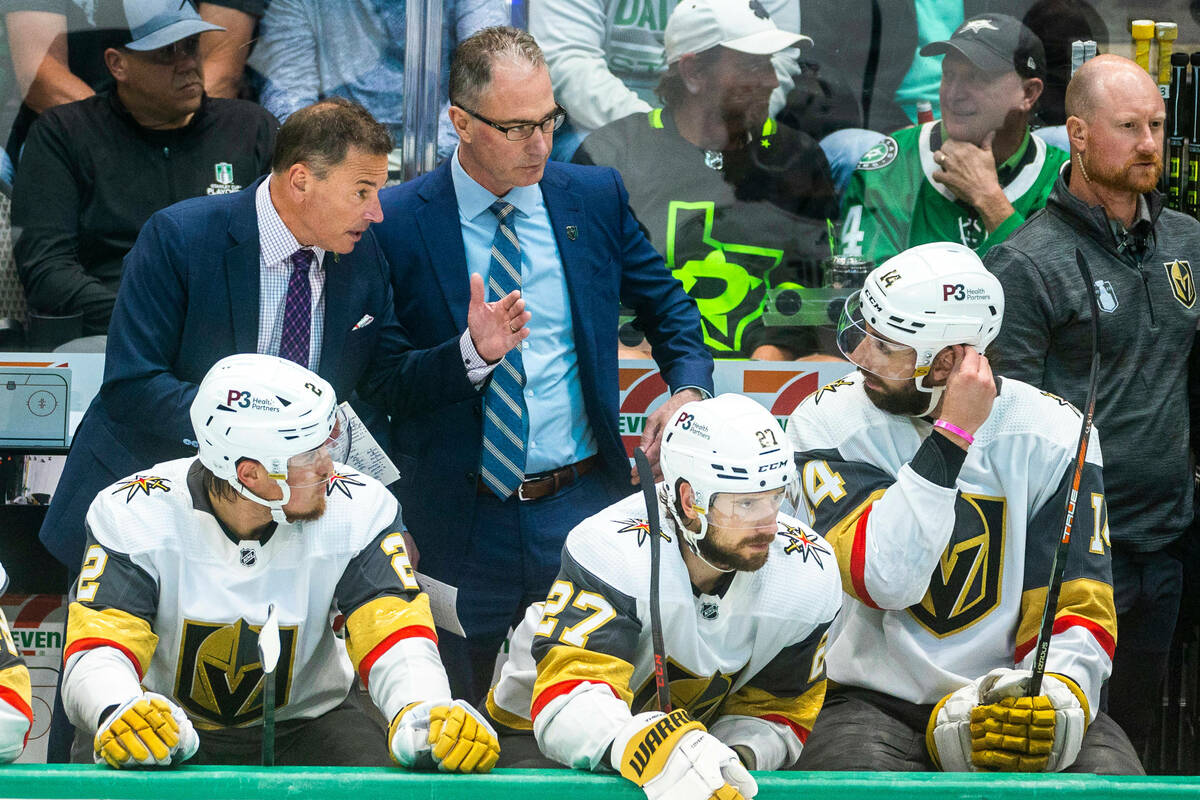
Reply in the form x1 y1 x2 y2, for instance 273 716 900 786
373 159 713 573
39 177 413 569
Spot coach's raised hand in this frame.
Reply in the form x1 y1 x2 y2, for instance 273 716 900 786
467 272 531 363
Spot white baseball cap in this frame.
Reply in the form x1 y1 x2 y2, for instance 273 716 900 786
665 0 811 65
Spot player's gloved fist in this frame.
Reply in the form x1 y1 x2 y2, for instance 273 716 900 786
93 692 199 769
610 710 758 800
927 668 1086 773
388 699 500 773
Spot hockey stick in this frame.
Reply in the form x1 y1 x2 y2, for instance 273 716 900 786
633 447 671 713
1029 249 1101 696
258 603 280 766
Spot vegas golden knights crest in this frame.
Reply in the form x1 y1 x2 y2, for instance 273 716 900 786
175 618 296 727
631 659 747 724
909 494 1007 637
1164 259 1196 308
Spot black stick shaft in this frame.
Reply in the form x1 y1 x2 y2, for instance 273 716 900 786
634 447 671 713
1029 249 1101 696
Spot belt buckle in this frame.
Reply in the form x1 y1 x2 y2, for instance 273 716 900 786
516 480 535 502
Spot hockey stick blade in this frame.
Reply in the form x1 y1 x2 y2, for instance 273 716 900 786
633 447 671 714
1028 249 1101 696
258 603 280 766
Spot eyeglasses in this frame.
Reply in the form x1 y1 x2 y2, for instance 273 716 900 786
129 35 201 66
457 104 567 141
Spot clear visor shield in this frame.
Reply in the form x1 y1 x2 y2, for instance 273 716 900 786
283 405 352 488
705 488 787 530
836 292 921 380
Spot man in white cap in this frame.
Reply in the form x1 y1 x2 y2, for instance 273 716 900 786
12 0 277 335
529 0 800 159
574 0 835 361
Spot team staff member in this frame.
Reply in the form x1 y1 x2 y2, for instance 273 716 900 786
574 0 837 359
986 55 1200 760
789 243 1141 773
12 0 277 334
839 14 1067 264
373 26 713 702
488 394 839 796
0 563 32 763
62 355 500 769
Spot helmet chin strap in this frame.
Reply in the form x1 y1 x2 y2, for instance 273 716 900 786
912 372 945 418
230 477 291 524
669 506 735 574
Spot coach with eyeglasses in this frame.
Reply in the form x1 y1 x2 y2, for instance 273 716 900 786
372 26 713 703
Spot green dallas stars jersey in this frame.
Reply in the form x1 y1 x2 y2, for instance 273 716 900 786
839 122 1068 264
575 108 838 358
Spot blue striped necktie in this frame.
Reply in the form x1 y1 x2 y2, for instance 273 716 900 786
479 200 528 499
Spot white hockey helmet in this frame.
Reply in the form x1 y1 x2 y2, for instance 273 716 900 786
659 393 794 557
838 241 1003 402
190 354 347 522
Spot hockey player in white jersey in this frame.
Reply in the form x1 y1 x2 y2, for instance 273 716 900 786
788 242 1141 773
60 354 500 771
487 393 841 797
0 562 32 762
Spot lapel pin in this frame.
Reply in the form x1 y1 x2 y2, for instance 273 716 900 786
566 225 578 241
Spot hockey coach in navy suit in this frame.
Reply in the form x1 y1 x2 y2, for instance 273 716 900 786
38 97 528 574
372 27 713 702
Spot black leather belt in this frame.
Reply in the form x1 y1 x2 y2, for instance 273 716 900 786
478 455 598 501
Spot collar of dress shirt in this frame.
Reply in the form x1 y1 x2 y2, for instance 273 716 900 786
255 177 328 268
450 146 544 222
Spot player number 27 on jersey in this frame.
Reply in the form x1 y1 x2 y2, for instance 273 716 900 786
534 580 616 649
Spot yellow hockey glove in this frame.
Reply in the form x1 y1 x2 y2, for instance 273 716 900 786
388 699 500 773
93 692 198 769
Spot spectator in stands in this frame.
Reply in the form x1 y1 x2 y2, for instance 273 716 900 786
573 0 836 360
838 13 1066 264
248 0 508 169
529 0 800 160
372 26 713 704
1 0 262 165
11 0 277 336
985 54 1200 763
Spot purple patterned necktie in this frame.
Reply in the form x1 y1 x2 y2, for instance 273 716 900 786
278 248 313 367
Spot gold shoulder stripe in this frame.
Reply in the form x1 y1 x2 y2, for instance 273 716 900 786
531 644 634 719
719 681 826 742
0 664 31 721
823 488 886 605
486 686 534 732
345 594 437 676
65 603 158 678
1015 578 1116 662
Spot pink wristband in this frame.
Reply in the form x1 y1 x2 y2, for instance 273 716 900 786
933 419 974 445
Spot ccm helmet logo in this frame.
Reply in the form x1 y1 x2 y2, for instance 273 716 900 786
943 283 966 301
759 460 789 472
227 390 251 408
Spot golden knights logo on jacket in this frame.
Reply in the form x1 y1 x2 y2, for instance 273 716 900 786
1164 259 1195 308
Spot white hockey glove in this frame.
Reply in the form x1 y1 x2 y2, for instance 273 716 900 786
927 668 1087 773
610 710 758 800
93 692 198 769
388 699 500 773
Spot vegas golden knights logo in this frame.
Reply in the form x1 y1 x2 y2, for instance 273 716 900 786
909 494 1006 637
175 618 296 726
632 659 747 725
1165 260 1196 308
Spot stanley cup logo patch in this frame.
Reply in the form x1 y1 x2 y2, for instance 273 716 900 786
1164 259 1196 308
214 162 234 185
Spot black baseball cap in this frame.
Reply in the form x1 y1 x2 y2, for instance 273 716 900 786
921 14 1046 80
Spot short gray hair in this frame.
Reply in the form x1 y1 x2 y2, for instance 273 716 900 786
449 26 546 110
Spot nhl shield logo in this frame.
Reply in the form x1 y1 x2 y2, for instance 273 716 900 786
1094 279 1119 313
239 547 257 567
214 162 234 186
1164 260 1196 308
700 602 719 620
